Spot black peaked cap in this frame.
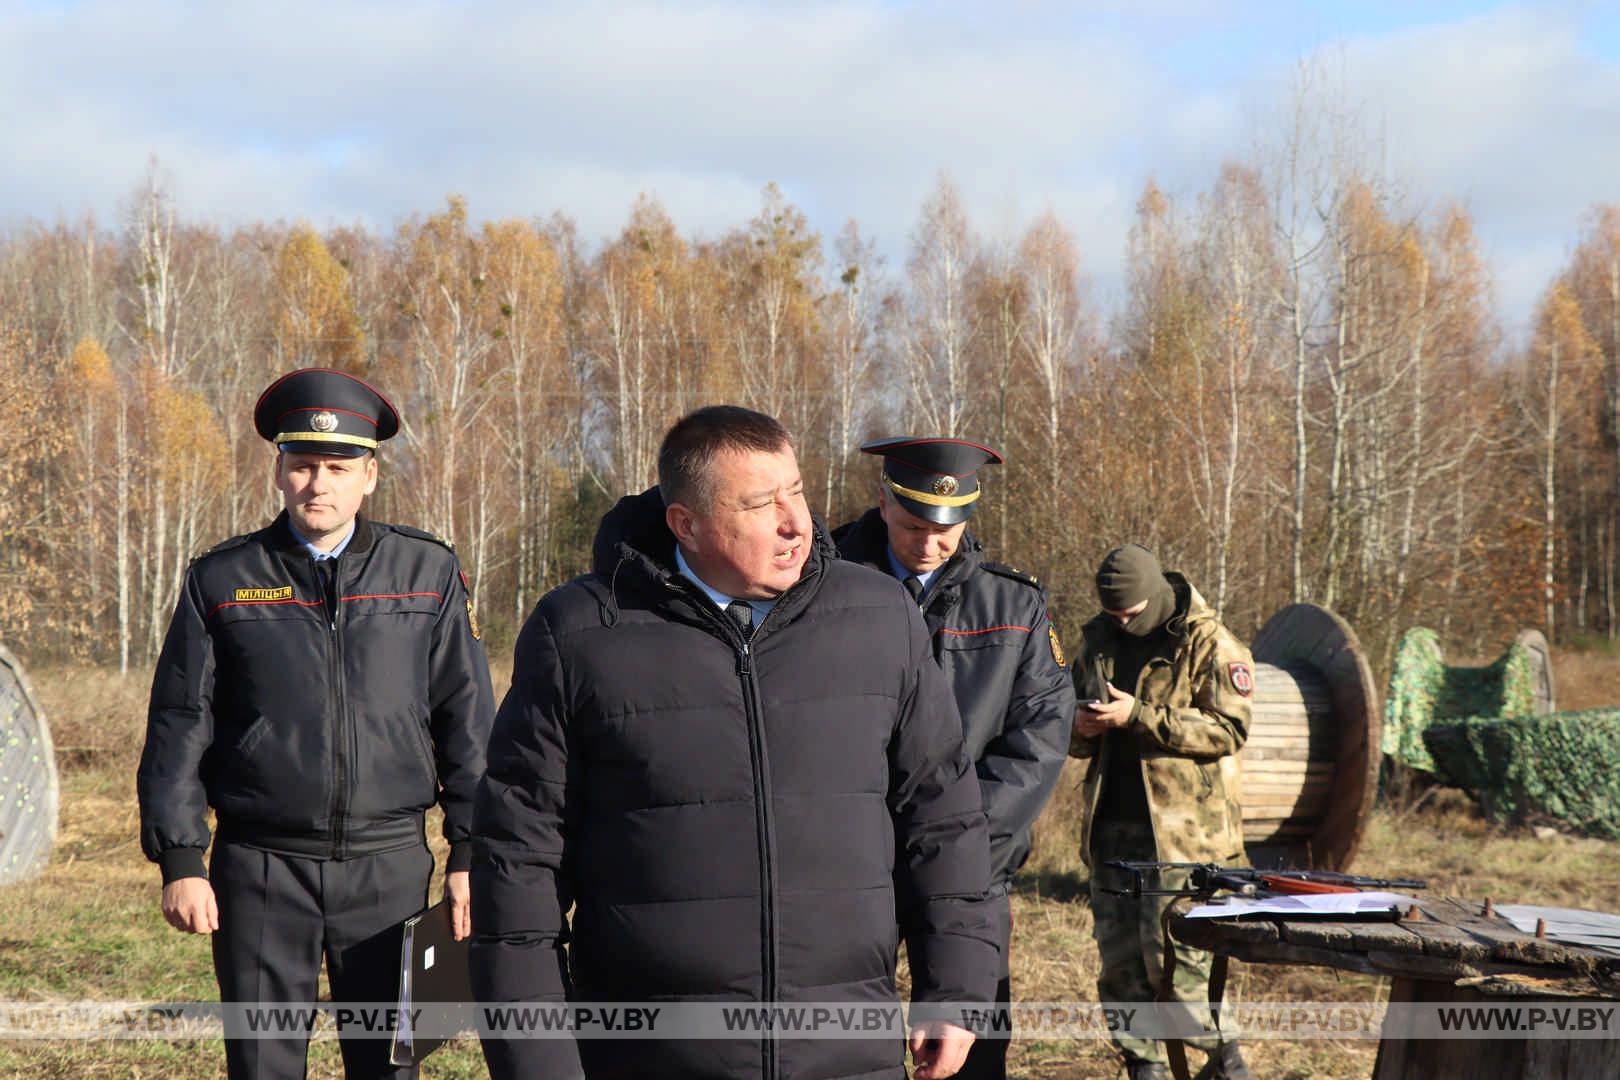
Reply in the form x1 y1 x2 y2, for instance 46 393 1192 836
860 436 1002 525
254 368 400 457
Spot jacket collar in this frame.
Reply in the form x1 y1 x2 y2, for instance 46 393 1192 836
833 506 984 594
591 486 835 628
1083 570 1206 648
267 510 377 557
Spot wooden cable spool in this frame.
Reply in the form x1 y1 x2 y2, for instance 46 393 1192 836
1241 604 1380 872
0 644 58 884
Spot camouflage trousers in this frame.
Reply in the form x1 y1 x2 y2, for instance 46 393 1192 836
1090 820 1228 1066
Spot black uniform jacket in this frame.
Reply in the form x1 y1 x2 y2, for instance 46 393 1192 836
835 510 1075 891
470 488 998 1080
138 512 495 883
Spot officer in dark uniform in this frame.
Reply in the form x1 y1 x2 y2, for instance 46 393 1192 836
138 368 495 1079
835 437 1076 1080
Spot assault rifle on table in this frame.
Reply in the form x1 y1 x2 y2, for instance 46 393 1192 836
1102 860 1427 901
1108 861 1429 1080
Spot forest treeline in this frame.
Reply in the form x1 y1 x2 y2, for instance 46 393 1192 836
1 147 1617 676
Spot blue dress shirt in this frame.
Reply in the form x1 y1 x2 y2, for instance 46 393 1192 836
886 546 939 596
675 546 778 629
287 520 356 562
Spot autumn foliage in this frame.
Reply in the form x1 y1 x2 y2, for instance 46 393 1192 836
0 164 1616 675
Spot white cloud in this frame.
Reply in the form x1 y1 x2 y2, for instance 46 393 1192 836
1 1 1614 333
1322 7 1620 332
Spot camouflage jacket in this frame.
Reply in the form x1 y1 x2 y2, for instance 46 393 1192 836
1068 573 1253 866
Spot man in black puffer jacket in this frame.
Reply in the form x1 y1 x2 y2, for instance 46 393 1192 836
472 406 998 1080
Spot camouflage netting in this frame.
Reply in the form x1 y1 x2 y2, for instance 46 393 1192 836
1382 627 1541 775
0 645 57 883
1423 712 1620 840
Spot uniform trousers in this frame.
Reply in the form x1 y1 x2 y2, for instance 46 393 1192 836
1090 821 1226 1068
211 841 433 1079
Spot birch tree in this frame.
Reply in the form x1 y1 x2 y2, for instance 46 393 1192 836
904 176 980 435
1018 210 1085 531
1193 164 1281 615
1566 206 1620 637
390 197 500 540
1521 283 1600 639
121 163 199 381
723 184 823 438
483 218 565 620
822 221 887 519
273 224 366 372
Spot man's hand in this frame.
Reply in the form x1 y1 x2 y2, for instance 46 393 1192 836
161 876 219 934
908 1020 975 1079
1073 682 1136 739
446 870 471 941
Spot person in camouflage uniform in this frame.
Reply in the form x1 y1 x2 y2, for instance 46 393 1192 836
1070 544 1254 1080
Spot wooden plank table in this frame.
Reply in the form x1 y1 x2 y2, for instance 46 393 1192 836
1170 896 1620 1079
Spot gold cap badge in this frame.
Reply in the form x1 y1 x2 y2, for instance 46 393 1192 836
932 475 959 497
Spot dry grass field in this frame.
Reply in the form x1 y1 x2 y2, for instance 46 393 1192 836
2 646 1616 1079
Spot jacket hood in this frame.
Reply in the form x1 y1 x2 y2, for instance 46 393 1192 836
590 485 839 628
1164 571 1216 635
591 487 680 582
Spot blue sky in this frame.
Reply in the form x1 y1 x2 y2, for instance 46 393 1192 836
3 1 1617 337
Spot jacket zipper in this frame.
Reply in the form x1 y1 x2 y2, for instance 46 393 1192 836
735 630 778 1080
322 556 351 861
1137 659 1171 859
676 574 803 1080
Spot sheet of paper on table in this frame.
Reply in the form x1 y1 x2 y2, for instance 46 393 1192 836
1495 904 1620 954
1184 891 1419 919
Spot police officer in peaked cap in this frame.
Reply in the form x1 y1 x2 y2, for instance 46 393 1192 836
834 436 1076 1080
861 436 998 526
138 367 495 1078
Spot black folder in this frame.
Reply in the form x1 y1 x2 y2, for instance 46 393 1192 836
390 899 473 1066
